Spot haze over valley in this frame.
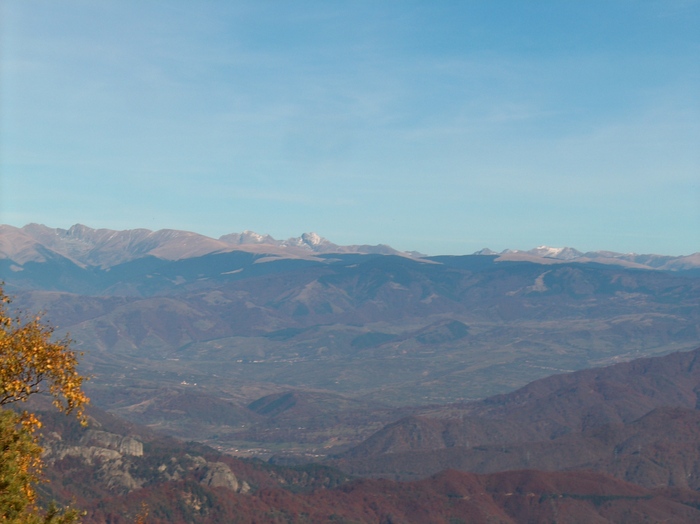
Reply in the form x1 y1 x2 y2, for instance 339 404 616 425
2 223 698 461
2 1 698 521
2 223 700 522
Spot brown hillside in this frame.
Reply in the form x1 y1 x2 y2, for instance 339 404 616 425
78 468 700 524
337 347 700 483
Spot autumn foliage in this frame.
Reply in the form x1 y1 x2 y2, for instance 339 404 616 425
0 287 88 523
0 291 88 419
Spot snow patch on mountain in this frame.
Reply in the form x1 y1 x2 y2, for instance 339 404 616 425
476 246 582 260
528 246 583 260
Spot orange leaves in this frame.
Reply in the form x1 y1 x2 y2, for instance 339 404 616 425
0 287 87 522
0 288 89 424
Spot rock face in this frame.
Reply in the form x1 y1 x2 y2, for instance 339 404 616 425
80 430 144 456
43 423 252 496
201 461 239 490
48 444 122 464
98 460 143 492
44 429 146 492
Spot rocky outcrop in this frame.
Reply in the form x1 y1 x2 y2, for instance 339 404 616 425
80 429 143 456
45 429 143 463
97 459 143 492
48 444 122 464
201 461 239 490
43 429 146 493
42 416 253 499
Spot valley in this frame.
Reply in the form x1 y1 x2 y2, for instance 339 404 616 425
2 224 699 459
29 335 700 523
4 1 697 520
3 224 700 522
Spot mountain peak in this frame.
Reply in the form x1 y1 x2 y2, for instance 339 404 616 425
473 248 498 255
300 232 327 247
475 246 583 261
4 224 414 268
528 246 583 260
220 230 276 245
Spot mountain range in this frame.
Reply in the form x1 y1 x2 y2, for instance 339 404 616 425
0 223 411 269
3 223 700 521
1 223 699 459
3 223 699 270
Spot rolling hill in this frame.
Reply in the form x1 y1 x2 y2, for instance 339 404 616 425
2 223 699 457
335 346 700 486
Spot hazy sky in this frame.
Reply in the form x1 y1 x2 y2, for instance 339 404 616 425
1 1 698 255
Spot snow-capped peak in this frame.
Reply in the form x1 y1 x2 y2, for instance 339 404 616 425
241 230 265 243
474 246 584 260
301 232 324 246
528 246 583 260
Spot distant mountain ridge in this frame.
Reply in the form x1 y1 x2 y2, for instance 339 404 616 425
0 223 410 268
2 222 700 460
479 245 700 271
1 223 698 270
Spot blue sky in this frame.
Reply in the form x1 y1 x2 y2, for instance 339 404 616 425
1 1 698 255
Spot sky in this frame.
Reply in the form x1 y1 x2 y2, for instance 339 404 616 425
1 1 698 256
